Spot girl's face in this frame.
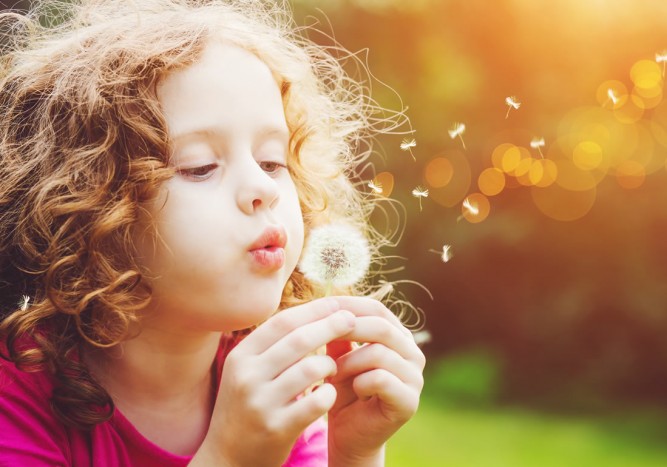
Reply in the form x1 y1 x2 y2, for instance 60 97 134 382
135 42 304 333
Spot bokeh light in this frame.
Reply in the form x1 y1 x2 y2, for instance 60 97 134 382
531 183 597 221
373 171 395 197
461 192 490 224
424 157 453 188
425 151 471 207
477 167 505 196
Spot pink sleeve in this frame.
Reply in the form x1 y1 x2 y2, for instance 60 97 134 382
0 359 71 466
282 417 328 466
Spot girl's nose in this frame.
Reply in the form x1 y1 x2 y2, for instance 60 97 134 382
236 157 280 214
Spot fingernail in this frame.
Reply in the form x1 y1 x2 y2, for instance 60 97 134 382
337 310 355 328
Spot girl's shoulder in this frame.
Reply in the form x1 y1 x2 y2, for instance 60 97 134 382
0 341 74 465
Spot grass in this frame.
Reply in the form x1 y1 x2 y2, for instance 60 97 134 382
386 396 667 467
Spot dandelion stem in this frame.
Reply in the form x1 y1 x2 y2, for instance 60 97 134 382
458 134 466 150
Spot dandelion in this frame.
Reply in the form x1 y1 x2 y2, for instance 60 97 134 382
530 137 545 158
367 180 383 194
606 88 619 107
429 244 453 263
412 329 432 346
448 122 466 149
411 186 429 212
400 138 417 161
656 50 667 77
462 197 479 216
505 96 521 119
19 295 30 311
299 223 371 294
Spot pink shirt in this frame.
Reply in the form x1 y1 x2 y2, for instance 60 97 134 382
0 337 327 466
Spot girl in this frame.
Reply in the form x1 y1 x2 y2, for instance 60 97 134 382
0 0 424 466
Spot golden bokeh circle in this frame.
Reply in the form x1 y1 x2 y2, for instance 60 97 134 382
426 150 471 208
531 183 596 222
596 80 628 109
424 157 454 188
531 158 558 187
461 192 490 224
615 160 646 189
632 85 663 110
374 171 395 198
630 59 663 89
491 143 517 170
613 95 645 124
554 158 600 191
478 167 506 196
572 141 604 170
501 146 522 174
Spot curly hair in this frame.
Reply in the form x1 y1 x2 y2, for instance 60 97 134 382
0 0 404 430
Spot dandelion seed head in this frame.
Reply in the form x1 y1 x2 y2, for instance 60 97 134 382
400 138 417 151
463 197 479 216
411 186 429 198
656 51 667 63
367 180 383 194
448 122 465 139
441 244 453 263
607 88 619 104
530 137 545 149
299 223 371 287
19 295 30 311
412 329 432 346
505 96 521 109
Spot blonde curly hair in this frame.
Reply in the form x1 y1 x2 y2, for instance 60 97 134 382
0 0 404 430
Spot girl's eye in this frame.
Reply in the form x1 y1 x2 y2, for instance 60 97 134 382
259 160 287 175
178 163 218 181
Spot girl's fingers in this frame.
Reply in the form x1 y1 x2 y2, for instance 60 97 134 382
235 298 340 355
278 383 338 435
329 343 423 390
270 355 337 404
343 316 426 368
259 310 355 378
331 296 410 336
352 369 420 422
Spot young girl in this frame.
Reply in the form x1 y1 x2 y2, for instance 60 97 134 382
0 0 425 465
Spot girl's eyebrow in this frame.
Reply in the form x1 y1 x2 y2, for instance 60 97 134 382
171 126 289 144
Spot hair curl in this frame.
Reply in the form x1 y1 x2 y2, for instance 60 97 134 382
0 0 407 430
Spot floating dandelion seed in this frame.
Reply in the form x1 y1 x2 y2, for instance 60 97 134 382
400 138 417 161
505 96 521 119
367 180 383 194
429 244 453 263
530 137 546 158
656 50 667 77
448 122 466 149
299 223 371 293
412 329 432 346
462 197 479 216
606 88 619 107
411 186 429 212
19 295 30 311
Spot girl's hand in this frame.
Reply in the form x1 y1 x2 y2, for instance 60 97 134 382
326 297 426 467
191 298 355 466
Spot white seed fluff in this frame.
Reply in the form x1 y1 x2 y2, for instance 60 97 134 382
299 223 371 288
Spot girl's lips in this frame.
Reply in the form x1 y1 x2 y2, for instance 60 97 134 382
248 226 287 271
248 246 285 271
